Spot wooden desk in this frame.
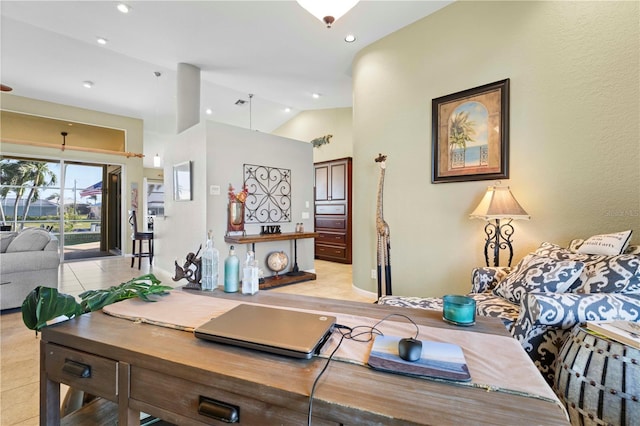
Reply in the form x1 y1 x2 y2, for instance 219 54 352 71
41 292 569 425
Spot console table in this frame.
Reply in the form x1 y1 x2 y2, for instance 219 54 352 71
40 291 569 425
224 232 319 289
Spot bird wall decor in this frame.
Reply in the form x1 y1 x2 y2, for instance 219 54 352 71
310 134 333 148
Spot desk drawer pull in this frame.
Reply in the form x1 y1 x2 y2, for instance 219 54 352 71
62 359 91 378
198 396 239 423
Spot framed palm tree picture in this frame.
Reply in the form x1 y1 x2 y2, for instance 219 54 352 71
432 79 509 183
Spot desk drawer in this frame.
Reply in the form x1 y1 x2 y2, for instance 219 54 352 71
130 366 338 425
316 217 346 230
316 231 346 245
315 244 346 259
315 204 345 215
44 343 118 402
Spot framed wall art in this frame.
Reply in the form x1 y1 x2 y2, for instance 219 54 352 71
432 79 510 183
173 160 192 201
243 163 291 223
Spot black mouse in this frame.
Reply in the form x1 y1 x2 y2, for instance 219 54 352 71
398 337 422 362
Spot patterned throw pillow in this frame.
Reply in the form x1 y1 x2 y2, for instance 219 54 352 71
534 242 640 293
493 254 584 304
577 230 632 255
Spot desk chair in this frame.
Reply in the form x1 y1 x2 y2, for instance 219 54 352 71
129 210 154 269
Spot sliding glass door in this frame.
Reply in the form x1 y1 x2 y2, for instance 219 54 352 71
0 155 121 261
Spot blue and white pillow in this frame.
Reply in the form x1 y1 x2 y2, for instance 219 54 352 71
493 254 584 304
534 242 640 293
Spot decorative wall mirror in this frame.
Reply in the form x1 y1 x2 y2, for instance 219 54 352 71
173 161 192 201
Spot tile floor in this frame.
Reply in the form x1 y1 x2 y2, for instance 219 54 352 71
0 257 372 425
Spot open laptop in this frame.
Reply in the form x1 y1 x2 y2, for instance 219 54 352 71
194 304 336 359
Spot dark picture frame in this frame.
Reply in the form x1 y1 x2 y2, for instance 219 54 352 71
432 79 510 183
173 160 192 201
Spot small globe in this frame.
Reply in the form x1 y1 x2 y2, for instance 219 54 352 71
266 251 289 275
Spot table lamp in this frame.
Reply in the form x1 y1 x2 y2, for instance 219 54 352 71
469 185 530 267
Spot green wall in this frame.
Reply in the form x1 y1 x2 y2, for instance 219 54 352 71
351 1 639 296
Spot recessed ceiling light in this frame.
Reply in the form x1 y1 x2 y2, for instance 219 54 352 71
96 37 108 45
117 3 130 13
312 93 321 99
205 108 213 115
284 107 291 113
344 34 356 43
82 81 94 88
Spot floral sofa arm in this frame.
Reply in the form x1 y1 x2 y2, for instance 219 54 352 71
470 266 512 293
512 292 640 385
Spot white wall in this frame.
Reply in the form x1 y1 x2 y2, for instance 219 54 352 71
154 123 207 275
206 121 315 276
273 107 353 163
349 1 639 297
155 120 315 284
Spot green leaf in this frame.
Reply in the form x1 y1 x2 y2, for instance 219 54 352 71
78 274 172 312
21 287 81 332
22 274 172 332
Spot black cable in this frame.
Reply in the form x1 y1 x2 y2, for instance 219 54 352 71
306 313 419 425
307 331 345 426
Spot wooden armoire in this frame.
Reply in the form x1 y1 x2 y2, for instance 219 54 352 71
313 157 352 264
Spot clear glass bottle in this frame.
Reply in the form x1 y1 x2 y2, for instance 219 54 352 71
224 245 239 293
201 230 219 291
242 250 259 295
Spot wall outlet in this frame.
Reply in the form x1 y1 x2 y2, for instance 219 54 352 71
371 269 377 279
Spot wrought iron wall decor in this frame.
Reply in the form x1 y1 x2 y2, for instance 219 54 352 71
243 164 291 223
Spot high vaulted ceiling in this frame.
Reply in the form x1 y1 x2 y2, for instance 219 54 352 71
1 1 451 167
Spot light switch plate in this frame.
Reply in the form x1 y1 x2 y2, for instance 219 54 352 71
301 211 310 219
210 185 221 195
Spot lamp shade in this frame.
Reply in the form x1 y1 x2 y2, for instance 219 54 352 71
469 186 530 221
296 0 359 27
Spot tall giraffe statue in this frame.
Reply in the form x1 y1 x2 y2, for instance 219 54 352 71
374 153 392 298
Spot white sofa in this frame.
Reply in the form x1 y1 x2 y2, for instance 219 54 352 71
0 228 60 310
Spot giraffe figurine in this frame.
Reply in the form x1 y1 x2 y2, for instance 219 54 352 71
374 153 392 299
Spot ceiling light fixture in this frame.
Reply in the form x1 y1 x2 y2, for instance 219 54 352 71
235 99 246 106
344 34 356 43
284 107 291 113
117 3 130 13
83 81 94 88
296 0 360 28
312 93 321 99
205 108 213 115
96 37 108 45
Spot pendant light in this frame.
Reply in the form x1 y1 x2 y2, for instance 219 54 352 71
296 0 360 28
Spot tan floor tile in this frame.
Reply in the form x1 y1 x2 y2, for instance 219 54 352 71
0 382 39 425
